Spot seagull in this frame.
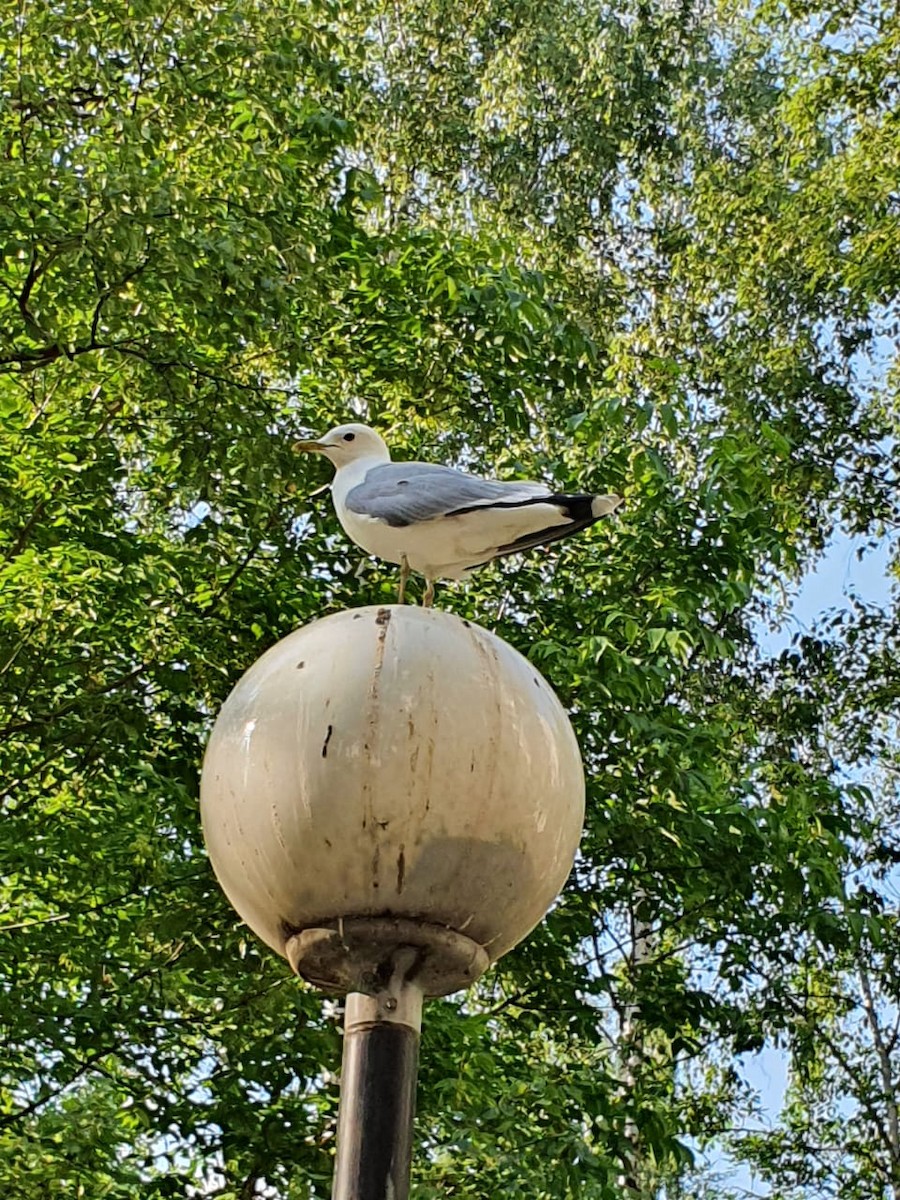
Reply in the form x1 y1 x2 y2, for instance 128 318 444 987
294 423 622 606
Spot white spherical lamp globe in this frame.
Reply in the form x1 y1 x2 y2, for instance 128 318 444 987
200 605 584 995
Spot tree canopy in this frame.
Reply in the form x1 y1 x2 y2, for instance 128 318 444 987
1 0 898 1196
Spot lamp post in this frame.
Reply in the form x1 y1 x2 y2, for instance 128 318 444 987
200 605 585 1199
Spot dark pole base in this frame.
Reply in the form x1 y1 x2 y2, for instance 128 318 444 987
332 975 423 1200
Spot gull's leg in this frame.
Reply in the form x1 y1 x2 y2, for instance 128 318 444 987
397 554 410 605
423 577 435 608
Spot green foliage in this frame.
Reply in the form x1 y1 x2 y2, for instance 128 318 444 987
1 0 898 1196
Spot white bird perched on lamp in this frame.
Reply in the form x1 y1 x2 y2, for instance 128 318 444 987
294 423 622 606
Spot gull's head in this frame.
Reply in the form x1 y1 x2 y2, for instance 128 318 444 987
293 423 391 469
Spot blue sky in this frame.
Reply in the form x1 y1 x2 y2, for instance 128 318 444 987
763 528 897 654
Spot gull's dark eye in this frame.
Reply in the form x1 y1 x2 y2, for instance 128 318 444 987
343 432 356 442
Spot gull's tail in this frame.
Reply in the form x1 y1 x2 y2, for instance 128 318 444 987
591 494 624 519
491 491 623 558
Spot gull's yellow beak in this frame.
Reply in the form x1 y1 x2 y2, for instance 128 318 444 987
292 438 328 454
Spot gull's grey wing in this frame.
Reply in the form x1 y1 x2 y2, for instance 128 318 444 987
344 462 548 527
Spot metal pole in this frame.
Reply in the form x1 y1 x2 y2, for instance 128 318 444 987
332 959 423 1200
